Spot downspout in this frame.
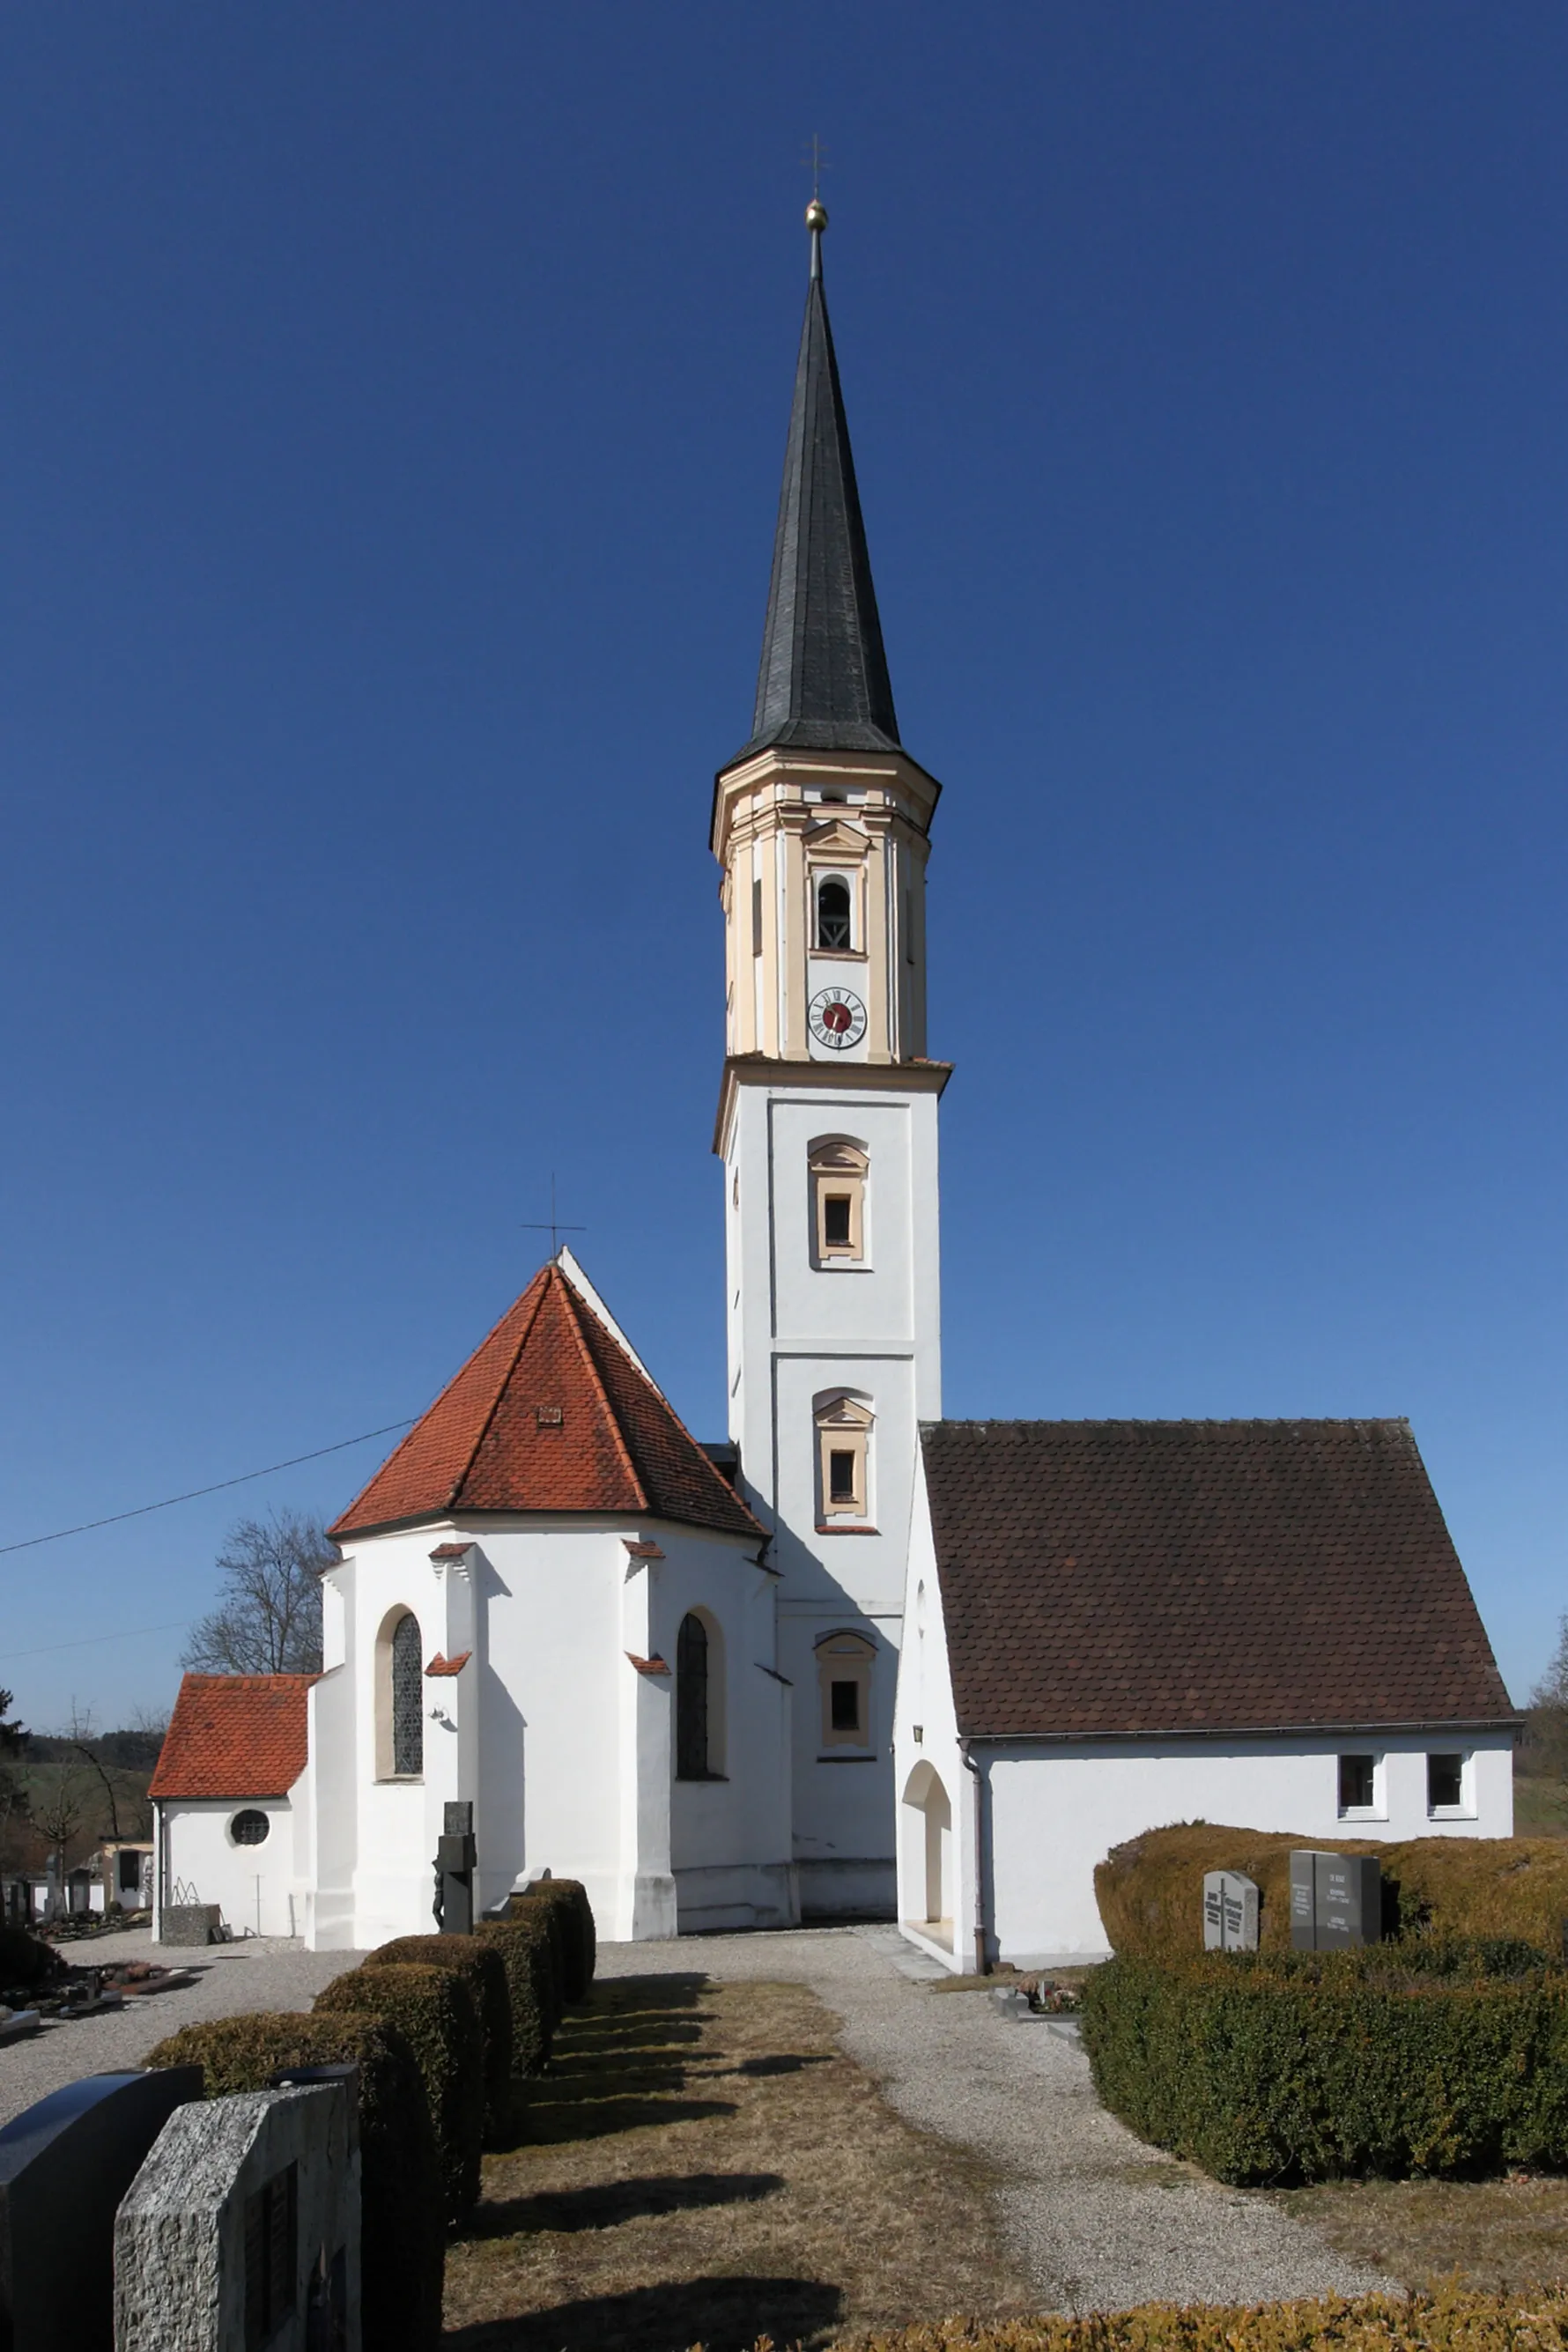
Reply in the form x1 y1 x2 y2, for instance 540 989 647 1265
959 1739 989 1974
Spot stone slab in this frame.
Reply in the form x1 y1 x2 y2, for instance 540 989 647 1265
0 2066 203 2352
115 2081 360 2352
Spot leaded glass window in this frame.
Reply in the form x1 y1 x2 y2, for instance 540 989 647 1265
676 1612 708 1780
391 1612 423 1777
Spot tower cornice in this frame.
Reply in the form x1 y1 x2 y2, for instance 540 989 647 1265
713 1053 952 1159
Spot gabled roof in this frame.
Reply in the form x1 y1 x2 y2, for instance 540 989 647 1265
151 1674 314 1801
921 1418 1516 1740
329 1260 761 1542
735 212 900 763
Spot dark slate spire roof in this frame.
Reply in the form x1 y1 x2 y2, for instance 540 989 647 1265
740 207 900 759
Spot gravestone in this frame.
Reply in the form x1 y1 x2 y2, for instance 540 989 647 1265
0 2067 203 2352
435 1801 476 1936
115 2082 359 2352
1202 1869 1260 1950
1290 1850 1382 1950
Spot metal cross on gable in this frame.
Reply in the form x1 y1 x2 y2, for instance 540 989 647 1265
521 1173 586 1260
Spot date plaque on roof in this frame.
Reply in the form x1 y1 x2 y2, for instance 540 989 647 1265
1202 1870 1259 1951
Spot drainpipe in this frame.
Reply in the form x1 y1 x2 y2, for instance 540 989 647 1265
959 1740 990 1974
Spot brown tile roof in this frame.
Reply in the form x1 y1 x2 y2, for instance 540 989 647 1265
921 1419 1516 1739
330 1261 761 1542
150 1674 315 1801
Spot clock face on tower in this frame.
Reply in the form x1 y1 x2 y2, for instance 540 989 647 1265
808 986 868 1052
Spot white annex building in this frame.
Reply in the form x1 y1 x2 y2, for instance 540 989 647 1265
152 204 1519 1964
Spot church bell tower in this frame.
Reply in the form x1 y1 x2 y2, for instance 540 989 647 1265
713 200 947 1920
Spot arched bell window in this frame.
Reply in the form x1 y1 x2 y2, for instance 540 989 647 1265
815 875 853 952
376 1609 424 1780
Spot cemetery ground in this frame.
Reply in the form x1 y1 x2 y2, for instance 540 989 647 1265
6 1919 1568 2341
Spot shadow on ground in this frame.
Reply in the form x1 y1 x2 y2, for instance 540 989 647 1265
441 2274 843 2352
468 2169 785 2237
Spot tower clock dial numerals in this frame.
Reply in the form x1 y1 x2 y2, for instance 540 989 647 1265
808 987 868 1051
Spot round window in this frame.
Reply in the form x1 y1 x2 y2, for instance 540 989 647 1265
230 1809 270 1846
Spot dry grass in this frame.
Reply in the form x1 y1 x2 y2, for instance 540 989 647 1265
1513 1775 1568 1841
1273 2175 1568 2295
442 1971 1036 2351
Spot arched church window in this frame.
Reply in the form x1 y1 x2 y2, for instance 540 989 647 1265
390 1611 424 1778
676 1612 709 1779
816 876 853 952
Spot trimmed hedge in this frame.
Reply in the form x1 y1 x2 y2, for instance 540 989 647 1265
1080 1940 1568 2184
144 2008 444 2352
828 2288 1568 2352
511 1877 595 2003
365 1934 512 2142
315 1961 484 2221
476 1912 556 2075
1094 1823 1568 1959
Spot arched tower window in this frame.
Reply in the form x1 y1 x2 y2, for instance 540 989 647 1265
378 1609 424 1779
816 1630 876 1751
816 875 853 952
814 1391 874 1524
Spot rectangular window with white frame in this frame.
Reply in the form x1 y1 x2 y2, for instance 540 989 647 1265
1427 1750 1473 1818
1337 1751 1384 1820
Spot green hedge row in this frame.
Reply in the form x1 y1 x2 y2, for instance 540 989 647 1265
477 1909 558 2075
144 2010 445 2352
316 1962 485 2221
1080 1941 1568 2184
365 1934 513 2143
509 1877 595 2004
1094 1822 1568 1958
829 2288 1568 2352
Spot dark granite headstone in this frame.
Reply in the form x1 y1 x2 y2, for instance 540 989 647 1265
1290 1850 1382 1950
0 2067 203 2352
435 1805 476 1935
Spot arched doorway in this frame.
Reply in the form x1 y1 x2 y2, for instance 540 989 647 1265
900 1761 952 1944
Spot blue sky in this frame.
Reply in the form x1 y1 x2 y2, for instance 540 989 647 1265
3 4 1564 1727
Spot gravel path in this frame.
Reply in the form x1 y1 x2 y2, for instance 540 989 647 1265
2 1919 1389 2314
598 1923 1394 2316
0 1927 365 2128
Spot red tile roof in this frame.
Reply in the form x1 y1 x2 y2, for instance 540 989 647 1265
330 1262 761 1542
424 1651 470 1677
151 1674 315 1801
921 1419 1517 1739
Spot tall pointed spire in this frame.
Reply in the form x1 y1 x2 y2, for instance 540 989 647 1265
740 201 901 758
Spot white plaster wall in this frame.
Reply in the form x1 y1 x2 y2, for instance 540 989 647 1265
160 1788 306 1939
308 1513 792 1949
983 1732 1518 1963
891 1471 973 1962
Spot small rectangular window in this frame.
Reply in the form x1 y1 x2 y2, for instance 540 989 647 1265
830 1680 860 1733
828 1449 856 1504
751 876 763 957
1428 1753 1465 1811
822 1194 852 1246
1338 1754 1375 1812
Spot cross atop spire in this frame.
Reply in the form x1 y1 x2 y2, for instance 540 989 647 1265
738 202 901 761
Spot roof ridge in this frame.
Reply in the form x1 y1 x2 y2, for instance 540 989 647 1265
550 1266 650 1512
442 1266 554 1509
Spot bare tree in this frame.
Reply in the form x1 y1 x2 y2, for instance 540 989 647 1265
1527 1615 1568 1779
181 1508 333 1676
0 1690 29 1874
32 1756 92 1897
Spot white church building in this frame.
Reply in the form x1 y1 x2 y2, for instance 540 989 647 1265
152 202 1518 1962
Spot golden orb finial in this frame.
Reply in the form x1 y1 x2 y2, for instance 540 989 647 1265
805 196 829 234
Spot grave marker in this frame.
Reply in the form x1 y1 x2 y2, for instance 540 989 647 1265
1202 1869 1259 1950
115 2082 359 2352
1290 1849 1382 1950
0 2067 203 2352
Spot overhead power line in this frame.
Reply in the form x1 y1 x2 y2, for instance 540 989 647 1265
0 1417 417 1561
2 1618 194 1662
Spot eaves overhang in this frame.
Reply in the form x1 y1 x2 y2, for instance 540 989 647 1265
954 1715 1525 1746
